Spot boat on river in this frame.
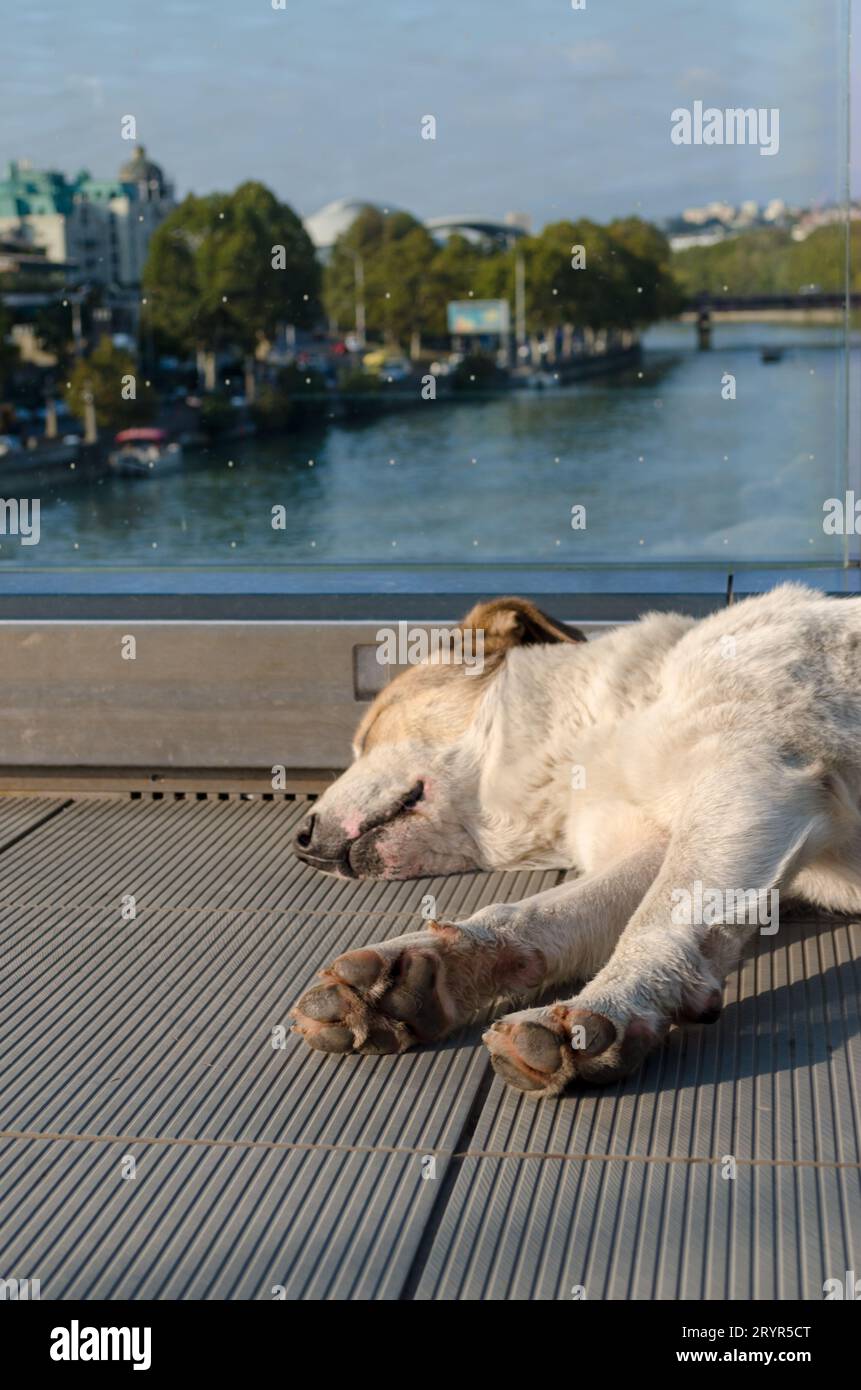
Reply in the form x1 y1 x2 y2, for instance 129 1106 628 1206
108 428 183 477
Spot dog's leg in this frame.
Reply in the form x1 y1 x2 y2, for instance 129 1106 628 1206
291 841 665 1056
485 756 833 1096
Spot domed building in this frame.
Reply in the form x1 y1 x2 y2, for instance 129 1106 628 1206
118 145 172 203
0 148 176 288
304 198 399 260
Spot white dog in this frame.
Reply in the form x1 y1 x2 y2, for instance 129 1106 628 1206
292 585 861 1097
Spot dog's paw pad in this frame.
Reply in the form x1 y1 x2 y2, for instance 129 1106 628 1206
484 1011 634 1095
513 1020 566 1072
292 940 456 1057
329 948 385 989
483 1008 617 1098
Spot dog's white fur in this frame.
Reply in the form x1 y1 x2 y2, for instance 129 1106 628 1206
294 585 861 1093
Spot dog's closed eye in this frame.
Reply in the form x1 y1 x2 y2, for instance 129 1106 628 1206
399 781 425 810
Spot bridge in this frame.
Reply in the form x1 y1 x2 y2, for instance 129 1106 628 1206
689 292 860 311
685 291 858 346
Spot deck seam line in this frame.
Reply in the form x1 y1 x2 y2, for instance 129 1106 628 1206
0 901 444 920
0 901 849 926
395 866 575 1300
398 1059 497 1300
0 800 74 859
0 1127 857 1169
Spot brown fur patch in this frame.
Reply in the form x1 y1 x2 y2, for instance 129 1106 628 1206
460 597 586 653
354 658 496 753
354 597 584 754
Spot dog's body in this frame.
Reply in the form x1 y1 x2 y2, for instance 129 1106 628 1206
293 585 861 1095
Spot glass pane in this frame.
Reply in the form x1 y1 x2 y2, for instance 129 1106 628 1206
0 0 853 586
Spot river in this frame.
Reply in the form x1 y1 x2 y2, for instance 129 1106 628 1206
1 321 855 574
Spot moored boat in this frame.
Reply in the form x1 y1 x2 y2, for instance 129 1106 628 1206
108 428 183 477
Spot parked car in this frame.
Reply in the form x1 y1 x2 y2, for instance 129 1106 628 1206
362 348 411 380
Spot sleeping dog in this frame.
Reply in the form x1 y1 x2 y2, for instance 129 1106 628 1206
292 585 861 1097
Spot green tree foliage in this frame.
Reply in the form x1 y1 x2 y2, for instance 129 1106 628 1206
607 217 683 321
64 338 155 431
326 209 680 348
670 223 861 297
323 207 442 349
482 219 680 335
422 234 503 336
519 220 624 331
142 182 320 357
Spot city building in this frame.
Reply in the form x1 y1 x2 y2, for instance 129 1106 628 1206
0 147 175 287
304 198 530 258
304 198 389 259
662 197 853 251
424 211 530 249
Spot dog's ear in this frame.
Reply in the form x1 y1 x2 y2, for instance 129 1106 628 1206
459 597 586 654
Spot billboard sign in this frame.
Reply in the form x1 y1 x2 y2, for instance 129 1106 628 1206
446 299 511 335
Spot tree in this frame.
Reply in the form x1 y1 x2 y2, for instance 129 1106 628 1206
671 226 793 298
31 300 75 373
65 338 155 432
424 234 504 338
142 193 225 358
788 223 860 294
606 217 683 322
517 220 615 332
211 181 321 350
323 207 440 354
478 217 678 349
142 183 321 377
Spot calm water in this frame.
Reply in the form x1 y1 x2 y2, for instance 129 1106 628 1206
1 322 854 572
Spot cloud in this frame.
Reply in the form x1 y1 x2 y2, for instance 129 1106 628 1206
563 40 621 74
678 66 720 87
64 75 105 110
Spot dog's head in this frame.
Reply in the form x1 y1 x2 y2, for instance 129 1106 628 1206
293 598 586 879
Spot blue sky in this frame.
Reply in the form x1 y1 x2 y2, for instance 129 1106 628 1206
3 0 854 226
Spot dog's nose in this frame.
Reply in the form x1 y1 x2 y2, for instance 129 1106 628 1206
293 812 355 876
294 813 317 853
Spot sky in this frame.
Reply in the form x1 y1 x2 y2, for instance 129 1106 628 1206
2 0 855 228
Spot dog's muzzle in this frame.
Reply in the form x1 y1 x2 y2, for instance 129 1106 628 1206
292 782 425 878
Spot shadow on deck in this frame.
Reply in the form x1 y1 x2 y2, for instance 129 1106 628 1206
0 795 857 1300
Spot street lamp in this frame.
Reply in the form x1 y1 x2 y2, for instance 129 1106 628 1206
353 252 366 350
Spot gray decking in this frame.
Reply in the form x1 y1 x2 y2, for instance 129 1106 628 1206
0 794 858 1300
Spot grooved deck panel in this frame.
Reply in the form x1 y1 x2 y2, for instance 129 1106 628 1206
0 795 69 850
0 797 857 1300
412 1156 858 1301
414 916 861 1300
0 796 556 1298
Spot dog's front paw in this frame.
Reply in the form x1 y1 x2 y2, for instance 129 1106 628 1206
291 926 468 1057
293 918 549 1059
483 1001 664 1097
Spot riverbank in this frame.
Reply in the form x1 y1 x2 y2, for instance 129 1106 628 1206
2 342 645 471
